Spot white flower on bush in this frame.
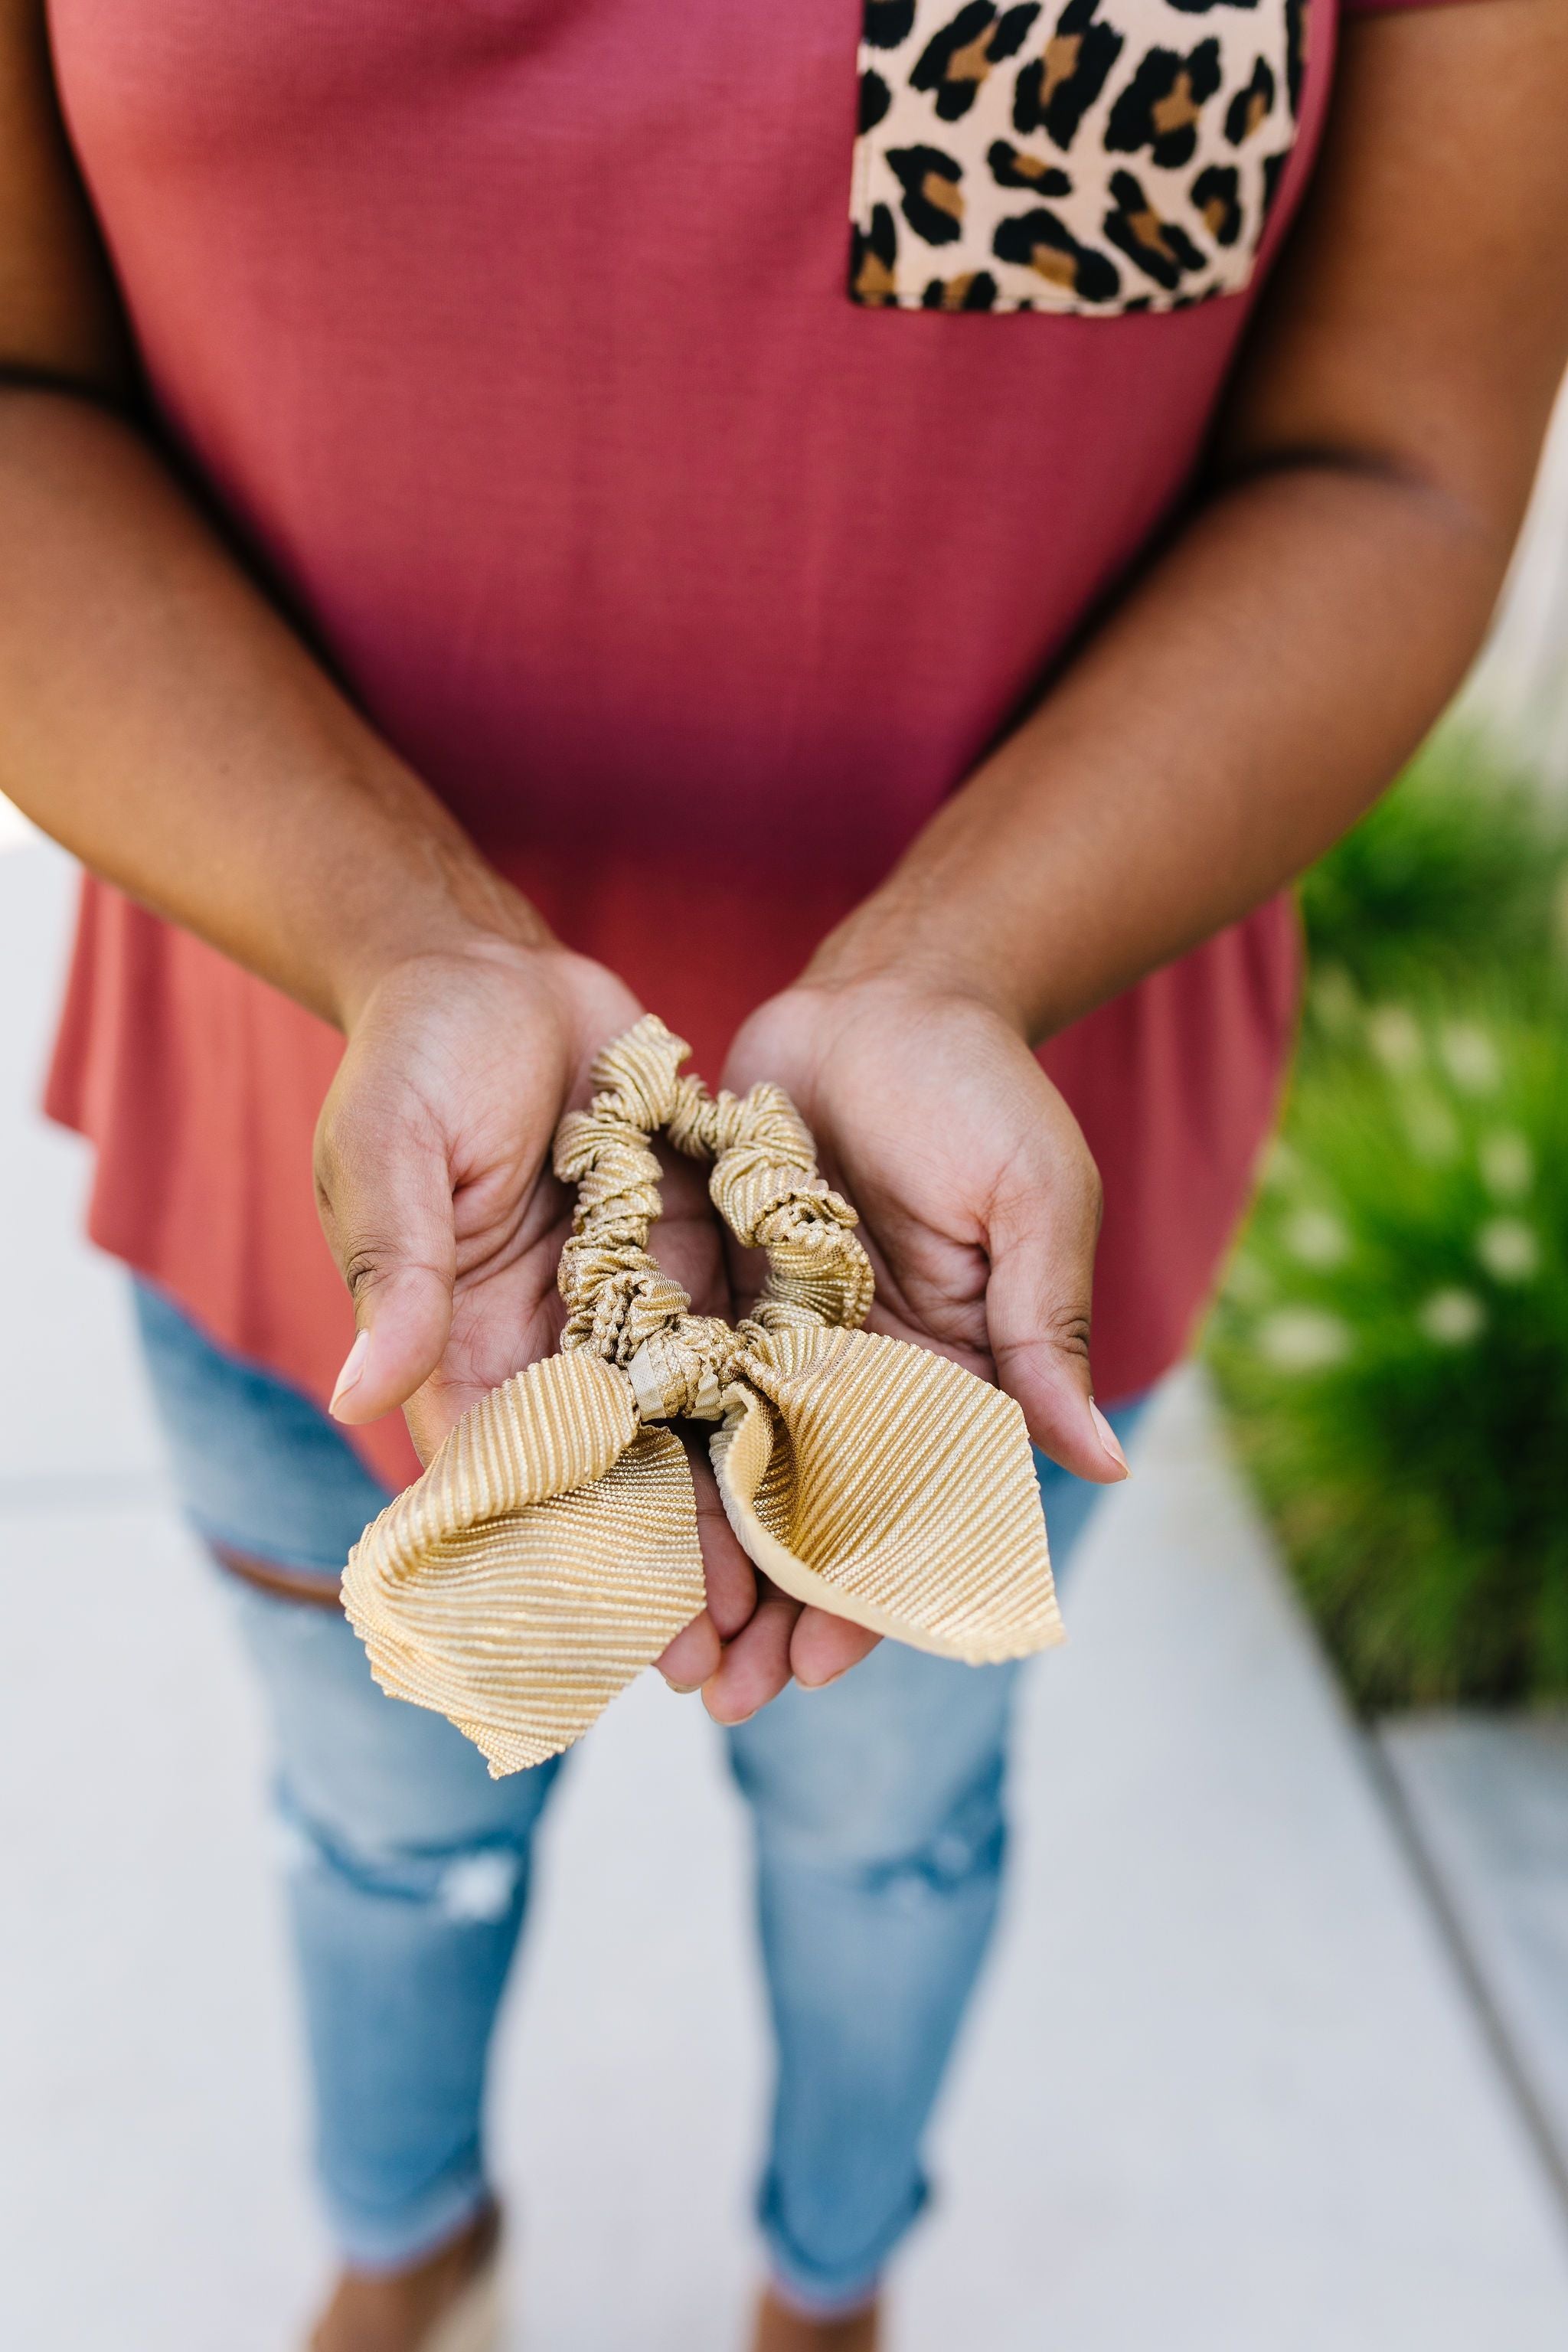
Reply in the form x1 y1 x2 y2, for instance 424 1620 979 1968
1310 964 1360 1036
1224 1253 1272 1307
1367 1005 1423 1075
1476 1217 1541 1282
1478 1129 1534 1201
1284 1208 1351 1267
1439 1021 1502 1096
1256 1308 1354 1372
1418 1288 1487 1347
1401 1090 1461 1165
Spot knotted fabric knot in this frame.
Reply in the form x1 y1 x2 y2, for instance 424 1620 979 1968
345 1015 1060 1776
624 1315 733 1423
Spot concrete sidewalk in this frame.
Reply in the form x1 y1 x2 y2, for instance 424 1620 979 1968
5 837 1568 2352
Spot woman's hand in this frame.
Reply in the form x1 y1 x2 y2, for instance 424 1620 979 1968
317 936 643 1449
699 975 1128 1722
313 934 758 1687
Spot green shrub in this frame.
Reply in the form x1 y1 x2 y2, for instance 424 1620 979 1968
1298 730 1567 1003
1208 731 1568 1713
1210 1001 1568 1710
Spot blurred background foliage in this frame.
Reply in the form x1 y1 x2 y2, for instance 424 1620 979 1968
1207 731 1568 1713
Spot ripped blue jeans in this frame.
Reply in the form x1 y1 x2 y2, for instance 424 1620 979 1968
132 1279 1145 2313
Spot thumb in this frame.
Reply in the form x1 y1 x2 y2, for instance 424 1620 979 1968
985 1143 1127 1485
314 1102 456 1426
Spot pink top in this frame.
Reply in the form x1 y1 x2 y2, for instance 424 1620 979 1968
42 0 1465 1490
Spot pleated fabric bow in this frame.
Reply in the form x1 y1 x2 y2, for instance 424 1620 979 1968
344 1016 1060 1774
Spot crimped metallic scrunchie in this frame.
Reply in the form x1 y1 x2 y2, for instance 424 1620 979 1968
344 1016 1060 1774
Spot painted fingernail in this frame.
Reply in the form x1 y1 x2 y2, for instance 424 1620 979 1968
1090 1402 1130 1477
329 1329 370 1419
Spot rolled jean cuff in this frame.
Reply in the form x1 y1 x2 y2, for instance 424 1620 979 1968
325 2166 492 2275
759 2172 926 2318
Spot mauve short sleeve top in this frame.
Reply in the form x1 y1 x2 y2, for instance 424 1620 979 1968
42 0 1483 1488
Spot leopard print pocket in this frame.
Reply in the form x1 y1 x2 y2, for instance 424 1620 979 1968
851 0 1308 313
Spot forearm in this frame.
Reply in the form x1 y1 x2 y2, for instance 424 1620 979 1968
807 452 1509 1040
808 0 1568 1045
0 385 547 1027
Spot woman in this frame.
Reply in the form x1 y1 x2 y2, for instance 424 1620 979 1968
4 1 1565 2345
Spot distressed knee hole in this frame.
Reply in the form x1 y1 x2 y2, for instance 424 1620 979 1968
433 1849 521 1922
867 1811 1006 1902
270 1798 524 1921
758 1781 1007 1900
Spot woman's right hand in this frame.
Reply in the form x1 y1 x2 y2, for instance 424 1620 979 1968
315 936 710 1453
312 932 759 1693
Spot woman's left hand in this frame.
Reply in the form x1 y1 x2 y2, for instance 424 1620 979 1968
693 975 1129 1723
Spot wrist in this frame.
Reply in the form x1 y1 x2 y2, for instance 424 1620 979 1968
336 927 642 1099
799 897 1035 1039
325 863 555 1034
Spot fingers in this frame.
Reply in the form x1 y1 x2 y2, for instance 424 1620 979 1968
315 1098 457 1425
700 1592 883 1718
686 1441 758 1638
658 1437 757 1692
985 1124 1128 1485
684 1424 884 1719
655 1607 724 1694
667 1446 884 1713
790 1607 882 1690
678 1437 802 1726
702 1583 801 1724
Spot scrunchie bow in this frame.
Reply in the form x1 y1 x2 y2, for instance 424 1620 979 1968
344 1016 1061 1774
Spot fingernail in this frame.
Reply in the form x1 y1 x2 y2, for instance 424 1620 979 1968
662 1678 703 1696
795 1666 848 1691
1090 1401 1130 1478
329 1329 370 1419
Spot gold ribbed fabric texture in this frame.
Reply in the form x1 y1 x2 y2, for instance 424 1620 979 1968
344 1016 1060 1774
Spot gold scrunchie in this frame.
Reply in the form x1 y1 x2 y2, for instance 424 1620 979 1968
343 1015 1060 1774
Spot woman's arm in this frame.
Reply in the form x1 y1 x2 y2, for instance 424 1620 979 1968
802 0 1568 1037
0 0 554 1041
0 373 671 1423
0 0 762 1694
0 0 671 1436
707 0 1568 1716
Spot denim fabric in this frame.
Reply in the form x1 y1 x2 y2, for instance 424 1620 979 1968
132 1278 1145 2295
132 1282 391 1577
